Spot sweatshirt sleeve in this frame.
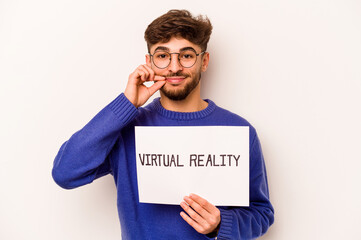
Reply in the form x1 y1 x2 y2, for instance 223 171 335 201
52 93 137 189
209 132 274 240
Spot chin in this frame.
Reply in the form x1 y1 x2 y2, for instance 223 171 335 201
161 73 201 101
160 88 189 101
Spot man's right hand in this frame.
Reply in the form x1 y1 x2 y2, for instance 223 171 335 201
124 64 166 108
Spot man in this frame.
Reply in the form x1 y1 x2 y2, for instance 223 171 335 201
52 9 274 240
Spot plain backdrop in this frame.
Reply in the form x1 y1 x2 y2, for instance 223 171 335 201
1 0 360 239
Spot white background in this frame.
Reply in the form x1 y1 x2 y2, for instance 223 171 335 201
1 0 360 239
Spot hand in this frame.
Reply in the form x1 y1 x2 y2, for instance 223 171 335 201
124 64 165 108
180 193 221 235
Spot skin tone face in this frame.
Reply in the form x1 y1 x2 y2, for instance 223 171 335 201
124 36 210 112
146 37 210 111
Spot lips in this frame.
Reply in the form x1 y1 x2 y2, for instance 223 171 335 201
165 76 186 84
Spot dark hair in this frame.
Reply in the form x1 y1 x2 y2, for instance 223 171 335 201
144 9 213 52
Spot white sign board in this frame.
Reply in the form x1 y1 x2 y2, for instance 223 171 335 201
135 126 249 206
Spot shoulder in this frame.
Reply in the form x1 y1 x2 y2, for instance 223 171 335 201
210 100 259 143
211 101 252 127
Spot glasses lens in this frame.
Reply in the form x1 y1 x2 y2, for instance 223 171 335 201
179 50 197 68
153 51 170 68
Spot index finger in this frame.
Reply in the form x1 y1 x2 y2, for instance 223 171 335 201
154 75 166 81
189 193 219 215
143 64 156 81
143 64 165 81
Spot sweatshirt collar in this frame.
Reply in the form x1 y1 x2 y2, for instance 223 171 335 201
150 97 216 120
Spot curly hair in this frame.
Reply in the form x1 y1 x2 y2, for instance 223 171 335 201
144 9 213 52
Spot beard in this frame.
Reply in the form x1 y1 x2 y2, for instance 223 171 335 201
160 71 202 101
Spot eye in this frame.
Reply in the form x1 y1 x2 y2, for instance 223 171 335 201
154 52 169 59
180 51 196 59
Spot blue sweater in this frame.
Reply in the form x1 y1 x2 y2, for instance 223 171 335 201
52 93 274 240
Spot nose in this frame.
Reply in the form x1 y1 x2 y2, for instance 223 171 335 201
168 53 183 73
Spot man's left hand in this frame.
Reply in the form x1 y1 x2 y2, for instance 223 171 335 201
180 193 221 235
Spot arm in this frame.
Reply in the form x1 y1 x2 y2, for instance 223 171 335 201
52 65 165 189
52 94 137 189
180 132 274 239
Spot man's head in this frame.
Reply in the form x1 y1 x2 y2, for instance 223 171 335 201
144 10 213 101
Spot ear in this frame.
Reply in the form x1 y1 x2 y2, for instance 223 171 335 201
201 52 210 72
145 54 152 67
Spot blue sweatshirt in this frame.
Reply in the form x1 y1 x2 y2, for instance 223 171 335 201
52 93 274 240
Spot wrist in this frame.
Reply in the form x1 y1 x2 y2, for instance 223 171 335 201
206 222 220 238
124 91 138 108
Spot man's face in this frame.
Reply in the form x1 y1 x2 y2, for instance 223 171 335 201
146 37 209 101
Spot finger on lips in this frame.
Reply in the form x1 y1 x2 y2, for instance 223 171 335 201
154 75 166 81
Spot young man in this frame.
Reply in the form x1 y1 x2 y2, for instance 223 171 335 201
52 10 274 240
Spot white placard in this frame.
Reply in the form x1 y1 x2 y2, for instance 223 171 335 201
135 126 249 206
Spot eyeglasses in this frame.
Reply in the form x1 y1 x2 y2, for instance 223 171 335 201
149 49 205 69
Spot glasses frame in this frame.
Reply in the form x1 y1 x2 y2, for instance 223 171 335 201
149 49 205 69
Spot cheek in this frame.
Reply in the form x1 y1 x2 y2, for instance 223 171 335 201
150 65 164 75
194 64 203 75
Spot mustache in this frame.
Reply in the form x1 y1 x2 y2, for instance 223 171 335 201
163 73 189 78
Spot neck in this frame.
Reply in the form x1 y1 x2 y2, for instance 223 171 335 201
159 83 208 112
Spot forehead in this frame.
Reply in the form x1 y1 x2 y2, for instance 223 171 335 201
149 37 201 53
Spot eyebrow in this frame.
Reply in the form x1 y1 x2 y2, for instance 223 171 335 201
154 46 169 52
153 46 197 53
180 47 196 52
